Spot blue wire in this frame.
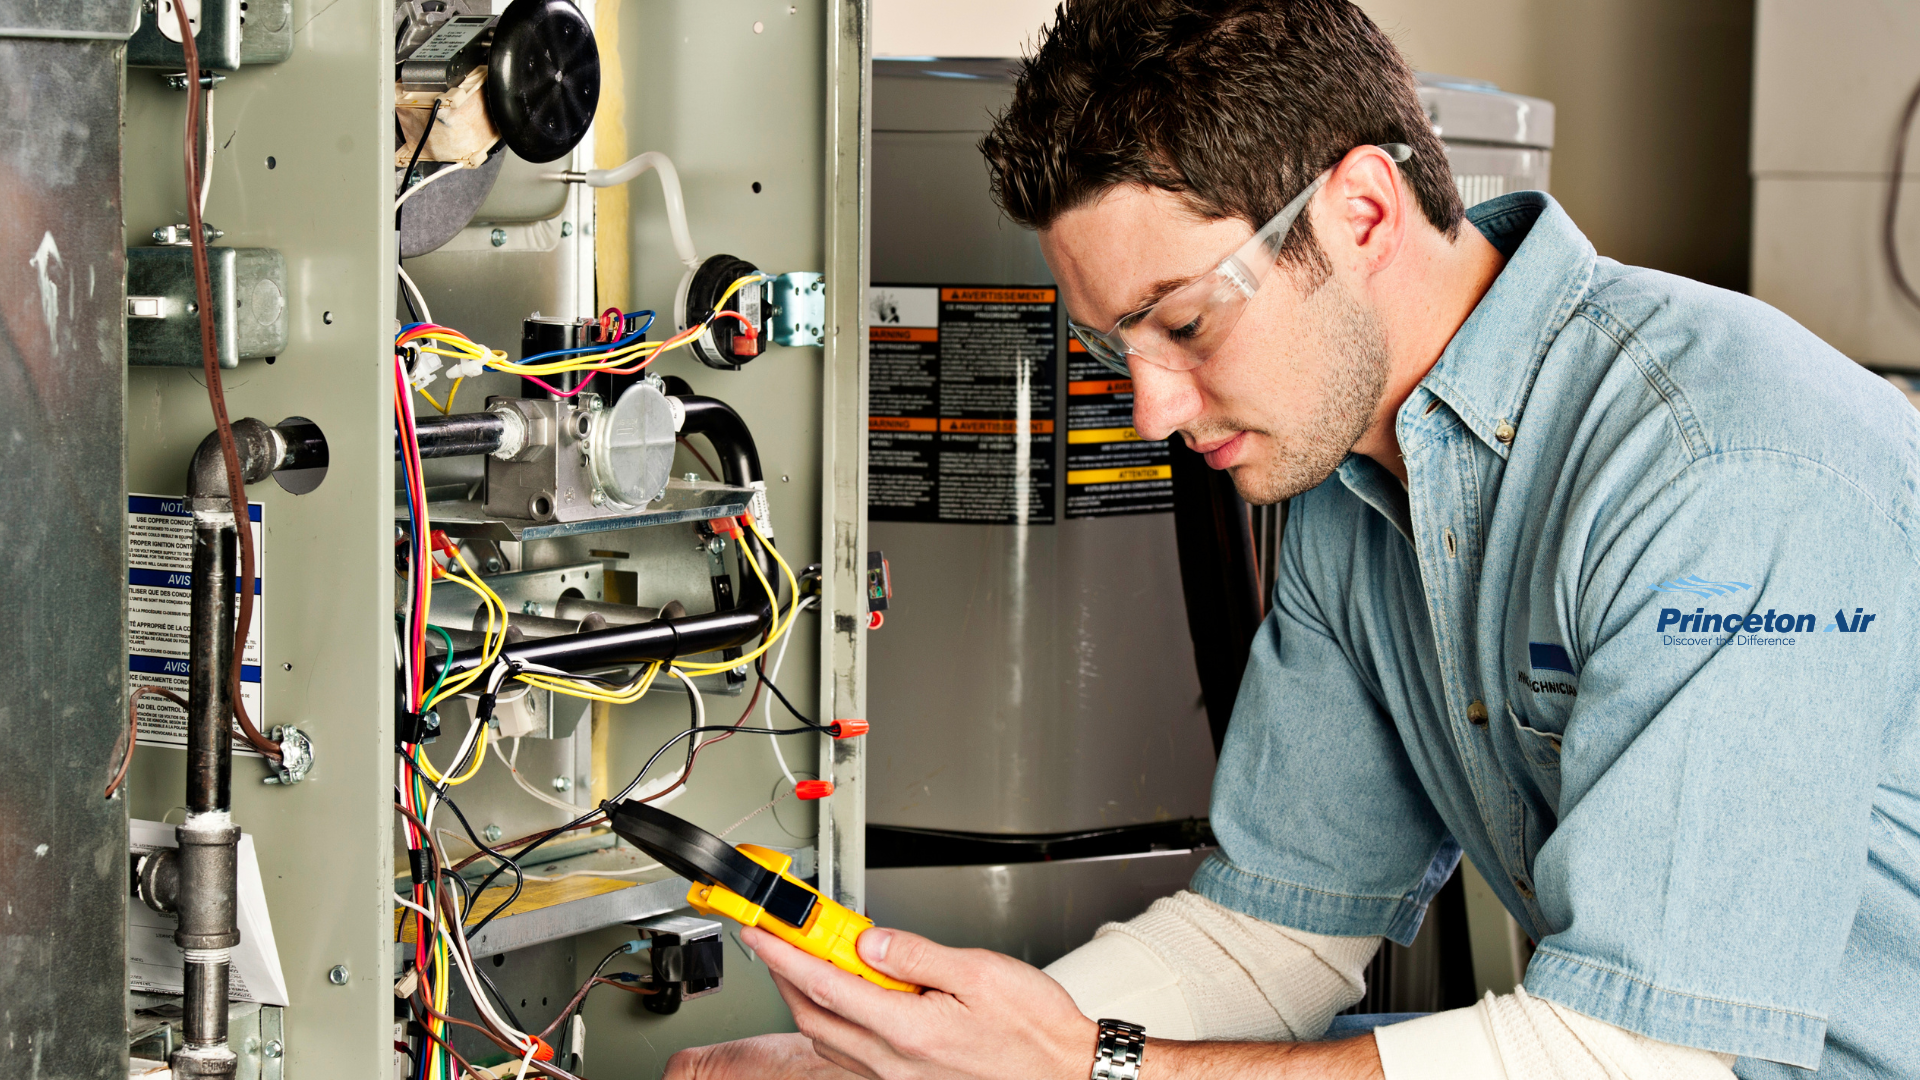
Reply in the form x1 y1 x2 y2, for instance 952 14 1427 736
518 311 656 365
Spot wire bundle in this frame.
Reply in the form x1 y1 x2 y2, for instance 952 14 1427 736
396 271 761 413
389 313 841 1075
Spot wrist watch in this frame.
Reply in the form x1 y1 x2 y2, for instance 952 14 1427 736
1090 1019 1146 1080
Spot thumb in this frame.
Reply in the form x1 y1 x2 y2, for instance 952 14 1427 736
855 926 959 988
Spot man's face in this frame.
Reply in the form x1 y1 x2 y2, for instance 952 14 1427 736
1040 184 1390 505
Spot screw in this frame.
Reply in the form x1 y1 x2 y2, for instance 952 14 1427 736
490 228 508 247
552 776 572 792
684 472 699 483
282 662 292 671
521 601 543 616
484 557 504 573
243 1037 261 1054
781 474 790 483
484 824 503 843
707 537 727 556
327 964 349 985
561 221 574 237
265 1041 283 1060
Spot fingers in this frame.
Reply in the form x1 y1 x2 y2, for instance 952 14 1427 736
768 970 896 1080
746 927 927 1033
853 927 970 992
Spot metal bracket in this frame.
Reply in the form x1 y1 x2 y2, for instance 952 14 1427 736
769 272 826 347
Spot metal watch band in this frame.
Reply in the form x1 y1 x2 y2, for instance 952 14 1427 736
1091 1019 1147 1080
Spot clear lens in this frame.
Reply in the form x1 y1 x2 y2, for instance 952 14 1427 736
1069 322 1133 376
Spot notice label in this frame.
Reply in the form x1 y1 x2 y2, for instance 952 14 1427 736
128 494 265 752
1064 341 1174 517
868 285 1058 524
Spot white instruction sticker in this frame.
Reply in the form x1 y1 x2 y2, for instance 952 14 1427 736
129 818 289 1006
128 494 265 752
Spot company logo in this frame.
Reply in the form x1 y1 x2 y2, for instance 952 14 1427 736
1647 573 1879 642
1648 576 1751 600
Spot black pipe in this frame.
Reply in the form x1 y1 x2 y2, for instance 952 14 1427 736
174 418 302 1080
425 395 774 683
409 411 509 459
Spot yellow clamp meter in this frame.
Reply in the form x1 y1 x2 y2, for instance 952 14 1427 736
607 799 920 993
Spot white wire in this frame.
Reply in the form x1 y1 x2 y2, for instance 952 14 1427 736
397 263 434 326
198 88 214 215
493 737 586 813
395 160 467 210
582 151 700 268
763 596 817 789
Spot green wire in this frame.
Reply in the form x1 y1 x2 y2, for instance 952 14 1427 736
424 624 455 709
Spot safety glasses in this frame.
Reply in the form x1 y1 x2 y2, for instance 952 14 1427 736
1068 144 1412 377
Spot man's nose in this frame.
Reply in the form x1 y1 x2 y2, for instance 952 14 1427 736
1128 359 1203 442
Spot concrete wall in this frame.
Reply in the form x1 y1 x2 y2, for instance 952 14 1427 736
875 0 1756 291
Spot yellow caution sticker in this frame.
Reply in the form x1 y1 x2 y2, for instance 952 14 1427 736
1067 427 1141 445
1066 465 1174 486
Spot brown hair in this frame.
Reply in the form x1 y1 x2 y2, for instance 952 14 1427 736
981 0 1463 272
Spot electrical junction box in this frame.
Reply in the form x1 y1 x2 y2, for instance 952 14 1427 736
128 0 293 70
126 246 289 368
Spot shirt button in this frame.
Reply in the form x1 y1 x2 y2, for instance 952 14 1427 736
1514 877 1534 899
1466 700 1489 725
1494 419 1516 444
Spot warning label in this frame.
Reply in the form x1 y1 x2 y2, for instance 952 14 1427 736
1064 341 1174 517
128 494 265 753
868 285 1058 524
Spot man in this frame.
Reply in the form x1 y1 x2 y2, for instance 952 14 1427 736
670 1 1920 1077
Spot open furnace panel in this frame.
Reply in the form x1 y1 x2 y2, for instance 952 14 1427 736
78 0 872 1076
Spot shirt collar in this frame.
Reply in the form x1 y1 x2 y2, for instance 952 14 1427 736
1403 192 1597 460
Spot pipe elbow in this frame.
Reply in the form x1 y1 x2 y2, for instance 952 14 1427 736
187 419 287 502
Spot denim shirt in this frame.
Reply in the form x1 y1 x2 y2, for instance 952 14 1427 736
1192 193 1920 1076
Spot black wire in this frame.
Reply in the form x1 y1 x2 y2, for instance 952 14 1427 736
394 751 529 942
753 657 825 730
464 719 828 937
397 98 442 232
475 964 527 1036
1889 75 1920 311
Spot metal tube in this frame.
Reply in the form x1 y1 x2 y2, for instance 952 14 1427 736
410 411 509 458
554 596 667 625
185 514 236 815
175 418 289 1080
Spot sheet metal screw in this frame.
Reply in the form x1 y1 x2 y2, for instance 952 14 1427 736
490 228 508 247
327 964 349 985
484 824 503 843
552 776 572 792
264 1041 283 1060
561 221 574 237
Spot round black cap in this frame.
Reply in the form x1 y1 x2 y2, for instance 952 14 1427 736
485 0 600 163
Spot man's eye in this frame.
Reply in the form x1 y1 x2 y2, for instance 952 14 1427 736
1167 316 1203 342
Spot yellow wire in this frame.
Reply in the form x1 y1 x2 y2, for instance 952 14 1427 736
441 376 462 415
428 548 508 707
674 517 801 675
414 384 448 413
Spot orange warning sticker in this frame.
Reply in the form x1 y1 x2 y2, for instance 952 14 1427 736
938 418 1056 435
869 417 938 432
939 287 1057 304
1069 379 1134 396
869 327 939 343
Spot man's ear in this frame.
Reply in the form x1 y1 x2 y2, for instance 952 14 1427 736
1325 145 1406 275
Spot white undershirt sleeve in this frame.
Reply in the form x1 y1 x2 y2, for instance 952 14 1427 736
1042 890 1378 1040
1373 986 1739 1080
1043 890 1740 1080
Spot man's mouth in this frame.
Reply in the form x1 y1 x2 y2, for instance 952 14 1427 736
1188 431 1248 470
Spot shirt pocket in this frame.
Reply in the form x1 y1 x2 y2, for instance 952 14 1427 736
1507 703 1563 810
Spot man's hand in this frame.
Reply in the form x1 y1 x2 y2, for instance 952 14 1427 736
748 924 1098 1080
663 1033 858 1080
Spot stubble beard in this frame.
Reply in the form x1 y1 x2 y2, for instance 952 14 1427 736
1224 279 1391 505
